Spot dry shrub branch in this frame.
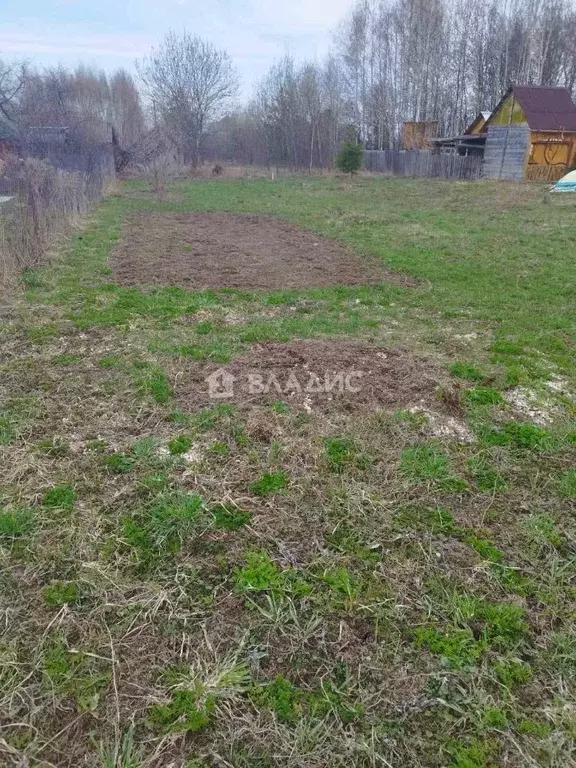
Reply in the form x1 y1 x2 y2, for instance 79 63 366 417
0 152 114 286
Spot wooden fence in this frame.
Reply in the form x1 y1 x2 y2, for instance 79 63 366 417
525 164 567 182
364 149 483 179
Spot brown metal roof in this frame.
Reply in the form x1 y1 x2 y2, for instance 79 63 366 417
512 86 576 132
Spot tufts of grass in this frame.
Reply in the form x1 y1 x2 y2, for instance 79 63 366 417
323 436 369 473
250 675 301 723
270 400 290 414
211 504 252 531
557 469 576 498
400 444 468 490
35 436 70 458
320 566 360 600
464 533 530 594
150 653 250 734
516 719 552 738
0 508 35 538
250 674 363 725
42 637 110 712
449 362 485 382
414 626 483 669
394 505 458 536
493 657 533 688
123 492 206 562
235 550 282 592
43 484 75 510
464 387 504 406
168 435 194 455
400 444 450 481
479 421 552 450
467 456 507 492
208 441 230 457
98 356 121 368
447 738 499 768
149 689 215 733
481 706 509 730
27 323 59 344
417 588 528 670
250 470 289 496
43 580 83 606
521 513 564 551
105 453 136 474
134 364 173 405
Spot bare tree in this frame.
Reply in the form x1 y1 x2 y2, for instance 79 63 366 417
111 69 145 148
137 30 239 167
0 59 27 121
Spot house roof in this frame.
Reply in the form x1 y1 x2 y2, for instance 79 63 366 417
509 86 576 132
464 111 492 134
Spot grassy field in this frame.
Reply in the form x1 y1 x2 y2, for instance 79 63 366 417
1 174 575 768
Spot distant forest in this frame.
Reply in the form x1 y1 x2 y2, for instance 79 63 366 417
2 0 576 169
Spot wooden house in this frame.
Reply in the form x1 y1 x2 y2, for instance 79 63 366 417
484 86 576 181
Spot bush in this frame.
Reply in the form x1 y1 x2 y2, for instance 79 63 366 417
335 141 364 175
0 152 114 287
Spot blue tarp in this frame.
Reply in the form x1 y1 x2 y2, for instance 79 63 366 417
552 170 576 191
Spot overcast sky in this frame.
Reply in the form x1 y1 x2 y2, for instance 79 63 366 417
0 0 355 99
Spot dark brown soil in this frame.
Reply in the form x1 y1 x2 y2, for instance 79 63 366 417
174 340 446 412
110 212 417 290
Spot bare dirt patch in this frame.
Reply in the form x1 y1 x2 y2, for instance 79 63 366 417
174 339 449 413
110 211 417 290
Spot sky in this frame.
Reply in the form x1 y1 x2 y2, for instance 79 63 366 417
0 0 355 100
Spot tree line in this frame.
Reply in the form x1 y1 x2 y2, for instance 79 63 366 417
1 0 576 172
217 0 576 167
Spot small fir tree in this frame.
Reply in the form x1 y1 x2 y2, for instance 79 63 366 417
335 141 363 175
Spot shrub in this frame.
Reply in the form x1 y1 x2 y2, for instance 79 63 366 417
335 141 363 175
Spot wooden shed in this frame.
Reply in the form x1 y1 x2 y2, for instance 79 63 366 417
484 86 576 181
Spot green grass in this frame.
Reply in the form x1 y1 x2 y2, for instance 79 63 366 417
42 484 76 510
43 580 83 606
1 174 575 767
0 507 35 537
250 470 289 496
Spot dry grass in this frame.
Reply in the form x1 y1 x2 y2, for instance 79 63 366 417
0 154 114 288
0 175 575 767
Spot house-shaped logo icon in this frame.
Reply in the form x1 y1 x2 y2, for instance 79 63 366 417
205 368 235 399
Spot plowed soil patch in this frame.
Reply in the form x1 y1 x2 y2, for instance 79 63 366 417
174 340 447 412
110 212 417 290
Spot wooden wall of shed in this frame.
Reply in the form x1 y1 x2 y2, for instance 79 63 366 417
483 124 530 180
528 131 576 168
489 94 526 126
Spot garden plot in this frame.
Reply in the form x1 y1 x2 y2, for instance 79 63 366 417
110 211 416 290
175 339 452 414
